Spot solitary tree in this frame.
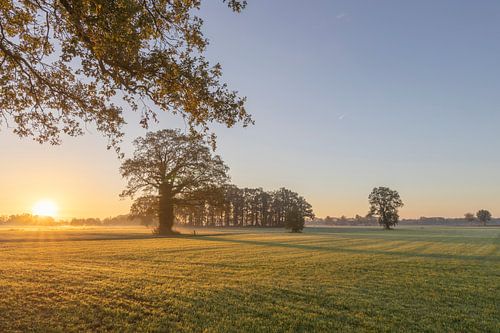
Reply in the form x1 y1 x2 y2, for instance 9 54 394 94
0 1 251 150
285 206 305 233
464 212 475 223
476 210 492 226
120 129 229 235
368 187 404 230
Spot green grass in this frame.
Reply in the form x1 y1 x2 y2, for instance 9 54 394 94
0 226 498 332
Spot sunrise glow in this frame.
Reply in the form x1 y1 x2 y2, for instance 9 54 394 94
32 200 58 218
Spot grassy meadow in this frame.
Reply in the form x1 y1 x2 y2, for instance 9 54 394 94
0 225 498 332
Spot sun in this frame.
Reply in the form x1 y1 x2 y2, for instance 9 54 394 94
32 200 58 218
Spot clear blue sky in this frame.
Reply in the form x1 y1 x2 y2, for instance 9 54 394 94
1 0 499 218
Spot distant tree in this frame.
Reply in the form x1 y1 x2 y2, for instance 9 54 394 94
354 214 366 225
129 195 159 227
0 0 251 150
70 218 102 226
464 212 475 223
324 216 334 224
476 210 492 226
5 213 56 226
120 129 229 235
285 206 305 233
368 187 404 230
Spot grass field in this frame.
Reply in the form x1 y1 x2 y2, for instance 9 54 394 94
0 225 498 332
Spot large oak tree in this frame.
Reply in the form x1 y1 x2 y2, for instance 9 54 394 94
120 129 229 235
0 0 251 150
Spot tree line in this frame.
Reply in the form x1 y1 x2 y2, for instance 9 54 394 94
0 214 140 227
311 215 498 227
174 185 314 228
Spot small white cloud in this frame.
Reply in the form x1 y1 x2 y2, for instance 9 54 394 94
336 13 347 20
338 114 346 120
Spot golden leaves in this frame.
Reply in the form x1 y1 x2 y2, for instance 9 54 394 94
0 0 251 152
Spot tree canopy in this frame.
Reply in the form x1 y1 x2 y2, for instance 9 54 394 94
0 0 251 150
120 129 229 234
285 205 305 233
476 209 492 226
464 212 475 223
368 187 404 230
175 186 315 228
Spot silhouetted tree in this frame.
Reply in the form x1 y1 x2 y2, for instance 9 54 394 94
120 129 229 235
129 195 159 227
476 210 492 226
296 196 315 222
70 217 101 226
285 206 305 232
0 1 251 150
4 214 56 226
368 187 404 230
464 212 475 223
174 185 314 228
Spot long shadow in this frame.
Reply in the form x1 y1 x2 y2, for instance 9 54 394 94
302 228 500 245
2 231 498 262
0 231 249 243
0 233 159 243
195 236 500 262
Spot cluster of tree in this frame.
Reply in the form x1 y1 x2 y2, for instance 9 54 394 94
406 216 497 226
0 214 57 226
121 129 315 234
68 215 142 226
464 210 493 226
0 214 144 227
174 186 314 229
311 215 499 227
311 215 378 226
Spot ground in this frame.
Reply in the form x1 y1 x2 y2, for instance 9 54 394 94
0 225 498 332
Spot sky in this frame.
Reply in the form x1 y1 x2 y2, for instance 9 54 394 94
1 0 500 219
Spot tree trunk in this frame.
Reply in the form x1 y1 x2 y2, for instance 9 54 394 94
158 183 175 235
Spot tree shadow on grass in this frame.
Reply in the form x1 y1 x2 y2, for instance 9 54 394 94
194 236 500 262
303 227 500 245
0 231 248 243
